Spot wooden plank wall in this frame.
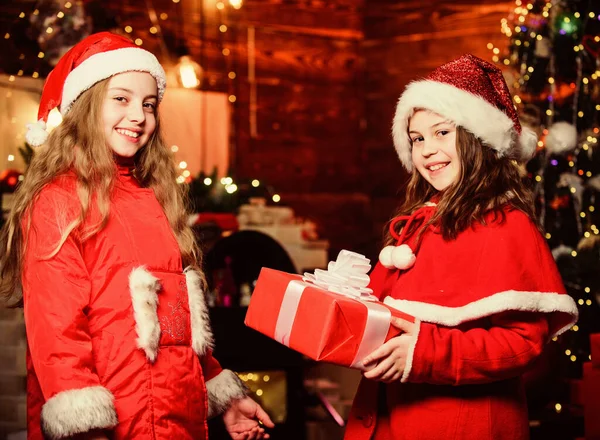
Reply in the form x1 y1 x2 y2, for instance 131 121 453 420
231 0 366 195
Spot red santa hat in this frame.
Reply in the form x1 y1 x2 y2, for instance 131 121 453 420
392 54 537 171
26 32 166 147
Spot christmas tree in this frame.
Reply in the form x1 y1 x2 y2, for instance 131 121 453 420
489 0 600 437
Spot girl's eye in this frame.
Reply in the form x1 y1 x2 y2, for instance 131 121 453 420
114 96 127 102
143 102 156 110
411 136 424 144
437 130 449 136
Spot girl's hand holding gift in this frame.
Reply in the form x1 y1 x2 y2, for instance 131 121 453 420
223 396 275 440
362 317 416 383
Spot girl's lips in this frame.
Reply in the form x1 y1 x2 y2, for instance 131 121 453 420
115 129 141 143
426 162 449 176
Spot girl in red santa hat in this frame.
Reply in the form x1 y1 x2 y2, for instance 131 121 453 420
0 32 273 440
343 54 579 440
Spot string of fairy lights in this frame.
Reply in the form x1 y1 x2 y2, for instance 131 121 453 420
1 0 282 204
2 2 67 171
487 0 600 417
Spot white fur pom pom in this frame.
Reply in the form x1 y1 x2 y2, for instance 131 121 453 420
391 244 416 270
545 121 578 155
518 126 538 161
25 120 48 147
379 244 416 270
378 246 396 269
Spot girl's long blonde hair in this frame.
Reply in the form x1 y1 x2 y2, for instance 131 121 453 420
384 126 538 246
0 78 200 306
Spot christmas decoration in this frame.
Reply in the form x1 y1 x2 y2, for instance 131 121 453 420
489 0 600 437
545 121 578 154
0 169 23 194
18 143 36 168
29 0 92 66
186 167 281 214
245 255 415 370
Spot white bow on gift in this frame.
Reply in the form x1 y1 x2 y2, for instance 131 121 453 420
302 250 377 301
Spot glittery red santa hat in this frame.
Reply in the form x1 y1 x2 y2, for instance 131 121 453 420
392 54 537 171
26 32 166 147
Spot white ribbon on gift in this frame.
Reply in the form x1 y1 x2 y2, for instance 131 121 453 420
273 250 392 370
302 249 376 301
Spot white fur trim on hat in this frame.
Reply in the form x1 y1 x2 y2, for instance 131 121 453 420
383 289 578 338
61 47 166 114
25 119 49 147
41 386 118 439
184 267 214 356
129 266 162 362
206 370 249 418
393 80 537 171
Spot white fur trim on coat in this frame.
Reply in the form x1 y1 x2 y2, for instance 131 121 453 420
184 267 214 356
383 290 578 338
400 319 421 383
206 369 249 418
129 267 161 362
61 47 166 114
41 386 118 439
392 80 537 171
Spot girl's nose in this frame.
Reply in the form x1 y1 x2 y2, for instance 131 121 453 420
127 103 145 123
421 139 437 156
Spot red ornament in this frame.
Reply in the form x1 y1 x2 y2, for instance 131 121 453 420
549 195 570 210
582 35 600 58
0 169 22 193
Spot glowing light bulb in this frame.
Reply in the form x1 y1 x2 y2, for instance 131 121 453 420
176 56 203 89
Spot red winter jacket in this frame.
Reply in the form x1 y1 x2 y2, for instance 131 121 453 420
22 169 246 439
344 204 578 440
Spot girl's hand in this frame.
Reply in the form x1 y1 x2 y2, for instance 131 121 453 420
223 396 275 440
362 317 416 383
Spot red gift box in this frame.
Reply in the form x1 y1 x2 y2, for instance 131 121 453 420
245 267 414 370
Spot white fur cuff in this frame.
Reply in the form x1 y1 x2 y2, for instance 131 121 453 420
400 319 421 383
206 369 248 418
41 386 118 439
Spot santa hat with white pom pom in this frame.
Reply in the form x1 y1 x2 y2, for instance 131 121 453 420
379 55 539 270
25 32 166 147
392 54 538 172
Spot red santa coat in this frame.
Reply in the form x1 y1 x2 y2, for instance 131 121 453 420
22 168 247 439
344 204 578 440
